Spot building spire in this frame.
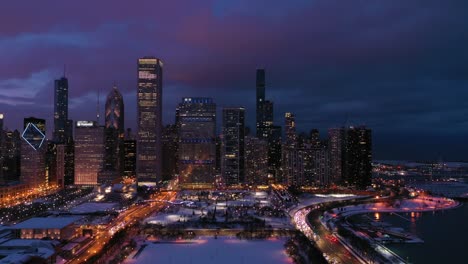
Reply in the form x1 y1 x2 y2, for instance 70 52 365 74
97 89 100 124
63 64 66 77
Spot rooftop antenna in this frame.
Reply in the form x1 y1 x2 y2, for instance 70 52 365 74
342 113 349 129
63 64 66 77
97 89 100 125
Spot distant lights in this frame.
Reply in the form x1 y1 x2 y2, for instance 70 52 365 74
76 121 95 127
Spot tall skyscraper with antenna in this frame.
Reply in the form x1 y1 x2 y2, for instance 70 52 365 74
53 74 69 143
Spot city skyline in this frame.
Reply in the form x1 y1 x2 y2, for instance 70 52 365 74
0 3 467 264
1 1 468 161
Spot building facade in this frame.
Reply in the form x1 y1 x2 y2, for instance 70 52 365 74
328 128 345 184
137 57 163 185
74 121 104 185
177 97 216 188
53 77 69 143
21 118 47 189
221 108 245 186
104 86 124 181
123 129 137 179
162 124 178 181
244 136 268 185
343 126 372 189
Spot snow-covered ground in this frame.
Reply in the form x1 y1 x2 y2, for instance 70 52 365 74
124 237 292 264
70 202 119 214
145 191 291 228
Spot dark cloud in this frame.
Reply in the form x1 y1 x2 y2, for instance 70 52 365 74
0 0 467 160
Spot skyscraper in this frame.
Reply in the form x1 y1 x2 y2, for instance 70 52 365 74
256 69 275 140
253 69 281 180
162 124 178 181
328 128 345 184
105 85 125 134
21 117 47 188
311 144 330 186
268 125 282 181
64 137 74 186
177 97 216 188
2 129 21 183
244 136 268 185
123 129 137 179
53 77 69 143
74 121 104 185
284 112 296 147
283 113 301 186
343 126 372 189
104 86 124 179
256 69 266 138
310 129 321 150
137 57 163 186
221 107 245 186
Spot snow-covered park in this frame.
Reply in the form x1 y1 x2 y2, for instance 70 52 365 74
124 237 292 264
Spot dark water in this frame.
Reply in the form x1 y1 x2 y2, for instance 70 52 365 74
380 202 468 264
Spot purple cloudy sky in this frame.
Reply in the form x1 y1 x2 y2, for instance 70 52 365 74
1 0 468 160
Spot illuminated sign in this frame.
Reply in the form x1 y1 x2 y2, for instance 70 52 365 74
21 123 46 150
77 121 94 127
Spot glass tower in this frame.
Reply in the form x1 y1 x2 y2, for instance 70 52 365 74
104 86 124 177
221 107 245 186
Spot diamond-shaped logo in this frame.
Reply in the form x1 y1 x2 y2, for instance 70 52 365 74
22 123 46 150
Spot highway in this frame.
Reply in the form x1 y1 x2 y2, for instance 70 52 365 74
68 191 176 264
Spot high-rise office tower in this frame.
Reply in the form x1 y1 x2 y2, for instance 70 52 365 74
137 57 163 186
256 69 274 140
311 143 330 186
221 107 245 186
285 112 296 147
55 144 65 188
53 77 69 143
328 128 345 184
74 121 104 185
123 129 137 179
310 129 321 150
2 129 21 183
245 136 268 185
104 86 124 180
45 142 57 187
105 86 125 134
283 112 301 186
343 126 372 189
64 136 74 186
253 70 281 180
162 124 178 181
177 97 216 188
21 117 47 188
256 69 266 138
268 125 282 182
257 101 274 140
